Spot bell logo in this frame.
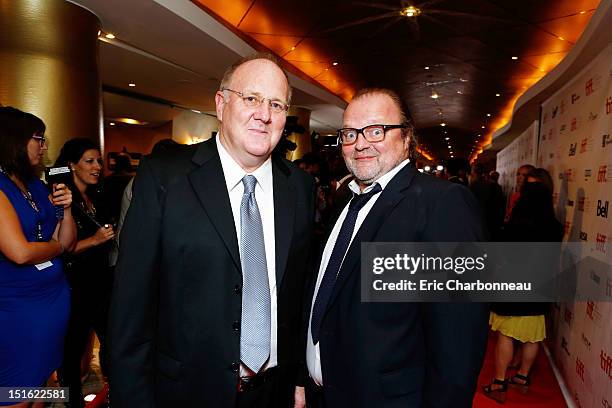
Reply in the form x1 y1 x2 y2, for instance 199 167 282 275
596 233 607 253
597 200 609 218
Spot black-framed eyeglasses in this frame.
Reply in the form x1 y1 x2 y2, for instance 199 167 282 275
337 124 407 146
32 134 46 147
221 88 289 113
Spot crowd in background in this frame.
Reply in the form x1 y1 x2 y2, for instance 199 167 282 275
0 104 562 407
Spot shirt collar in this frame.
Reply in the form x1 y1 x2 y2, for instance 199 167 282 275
348 159 410 195
216 134 273 193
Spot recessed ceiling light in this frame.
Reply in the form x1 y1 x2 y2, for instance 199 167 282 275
84 394 96 402
191 109 202 114
481 125 486 129
424 66 430 70
436 165 444 171
332 62 338 66
440 123 446 127
97 30 101 36
540 68 545 72
457 91 463 94
486 113 491 117
511 56 518 60
109 122 115 126
558 36 565 41
495 93 501 97
445 137 450 140
105 33 115 39
579 10 586 14
324 68 329 71
290 46 296 51
424 165 431 171
128 83 135 87
431 92 439 99
400 6 421 17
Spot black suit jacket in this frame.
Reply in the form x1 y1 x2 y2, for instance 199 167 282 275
109 139 315 407
307 164 489 407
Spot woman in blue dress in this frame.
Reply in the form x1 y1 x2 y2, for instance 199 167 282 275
0 107 76 406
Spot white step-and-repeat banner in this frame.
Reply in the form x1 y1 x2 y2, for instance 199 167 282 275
496 120 538 199
497 42 611 407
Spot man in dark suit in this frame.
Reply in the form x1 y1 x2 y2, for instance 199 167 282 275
304 88 489 407
109 53 314 408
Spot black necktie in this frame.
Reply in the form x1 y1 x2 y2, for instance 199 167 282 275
311 183 382 344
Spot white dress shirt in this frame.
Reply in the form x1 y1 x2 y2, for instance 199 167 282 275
307 159 410 385
216 136 277 375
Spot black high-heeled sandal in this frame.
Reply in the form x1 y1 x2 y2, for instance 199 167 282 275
509 373 530 394
483 378 508 404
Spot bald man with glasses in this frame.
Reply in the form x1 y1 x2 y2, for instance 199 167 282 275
109 53 315 408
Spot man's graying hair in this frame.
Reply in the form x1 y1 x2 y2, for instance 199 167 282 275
219 52 293 104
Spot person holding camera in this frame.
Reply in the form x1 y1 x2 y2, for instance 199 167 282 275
54 138 115 408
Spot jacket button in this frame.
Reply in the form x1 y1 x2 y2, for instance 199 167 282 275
230 362 239 373
233 320 240 331
234 284 242 294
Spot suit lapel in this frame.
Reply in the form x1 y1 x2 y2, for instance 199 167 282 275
272 156 294 287
325 165 418 311
187 139 241 274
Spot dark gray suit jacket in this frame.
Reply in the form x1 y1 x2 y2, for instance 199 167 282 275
307 164 489 407
109 138 315 407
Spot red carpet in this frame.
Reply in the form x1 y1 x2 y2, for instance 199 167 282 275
474 332 568 407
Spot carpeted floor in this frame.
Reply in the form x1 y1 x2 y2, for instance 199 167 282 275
474 332 568 407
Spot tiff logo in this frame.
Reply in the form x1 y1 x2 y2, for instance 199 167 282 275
586 301 595 320
585 78 594 95
597 200 609 218
596 233 607 253
598 165 607 182
601 350 612 380
576 357 585 382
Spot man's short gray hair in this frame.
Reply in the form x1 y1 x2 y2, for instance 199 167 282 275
219 52 292 105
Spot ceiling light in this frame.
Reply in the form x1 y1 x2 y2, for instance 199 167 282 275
579 10 586 14
128 83 135 87
438 111 443 115
436 165 444 171
481 126 486 129
191 109 202 114
450 155 454 158
105 33 115 39
558 36 565 41
115 117 146 125
445 137 450 140
486 113 491 117
447 146 451 149
440 123 446 127
495 93 501 97
324 68 329 71
97 30 101 36
424 66 430 70
457 91 462 94
418 169 424 173
290 46 296 51
511 56 518 60
424 165 431 172
332 62 338 66
109 122 115 126
400 6 421 17
431 91 439 99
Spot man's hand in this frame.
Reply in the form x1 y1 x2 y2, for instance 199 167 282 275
294 386 306 408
